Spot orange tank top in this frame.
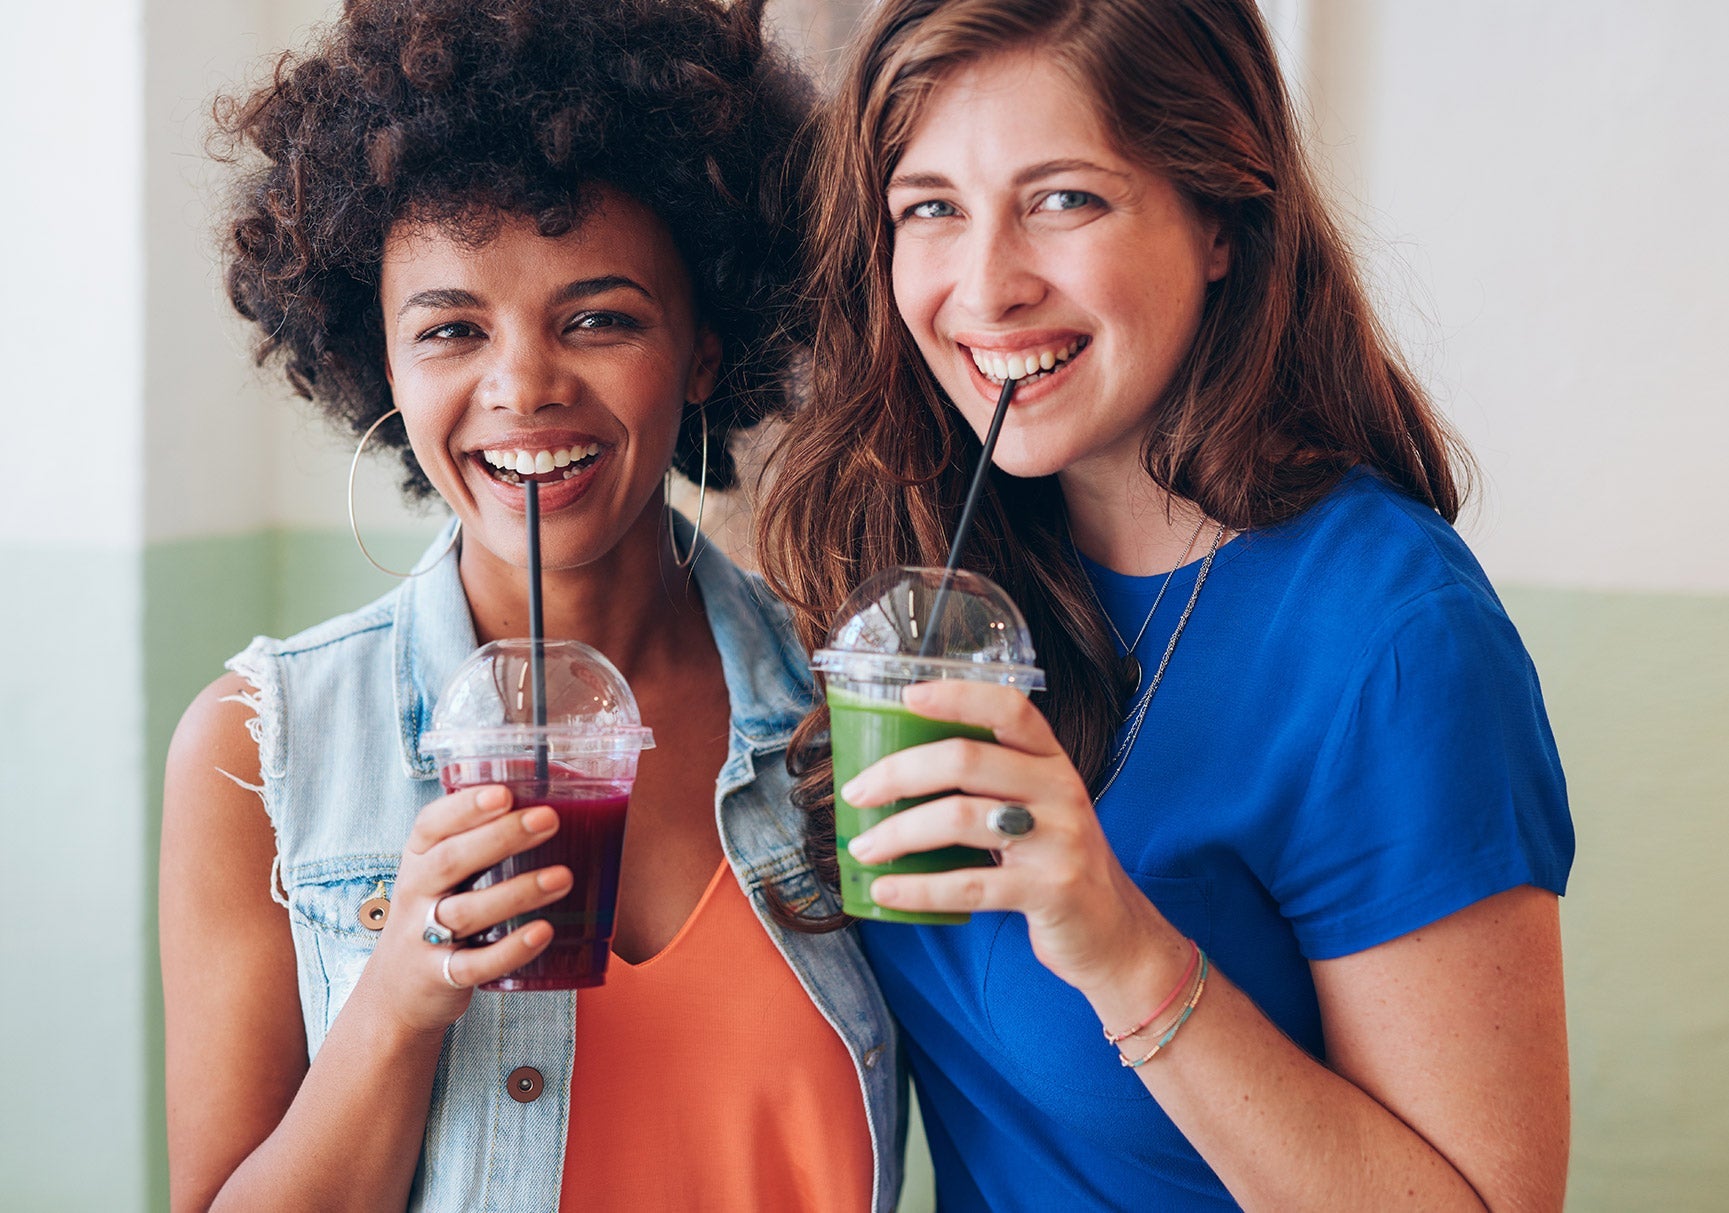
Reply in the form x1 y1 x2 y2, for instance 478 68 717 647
559 861 875 1212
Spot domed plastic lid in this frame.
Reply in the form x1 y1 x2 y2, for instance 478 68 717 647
811 566 1045 689
422 638 655 761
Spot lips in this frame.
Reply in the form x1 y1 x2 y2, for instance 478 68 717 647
467 435 610 512
958 335 1091 400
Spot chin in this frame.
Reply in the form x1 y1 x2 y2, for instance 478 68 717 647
982 442 1071 482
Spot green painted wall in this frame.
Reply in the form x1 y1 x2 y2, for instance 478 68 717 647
5 533 1720 1209
1502 587 1729 1209
135 528 435 1212
0 546 148 1211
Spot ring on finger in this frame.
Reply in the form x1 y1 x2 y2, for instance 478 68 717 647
988 802 1036 843
422 898 456 946
440 950 468 991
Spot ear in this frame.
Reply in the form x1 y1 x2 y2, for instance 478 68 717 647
1204 218 1231 283
686 327 722 403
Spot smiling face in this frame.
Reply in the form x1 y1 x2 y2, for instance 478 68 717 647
380 190 718 580
888 51 1229 492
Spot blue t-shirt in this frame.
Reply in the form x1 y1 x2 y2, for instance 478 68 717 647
858 470 1573 1210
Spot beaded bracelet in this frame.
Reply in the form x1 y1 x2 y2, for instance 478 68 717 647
1118 950 1209 1069
1103 938 1200 1046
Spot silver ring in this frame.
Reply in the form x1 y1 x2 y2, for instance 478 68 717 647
422 899 456 946
440 950 468 990
987 803 1036 842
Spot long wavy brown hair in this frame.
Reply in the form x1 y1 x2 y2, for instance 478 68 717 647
756 0 1472 929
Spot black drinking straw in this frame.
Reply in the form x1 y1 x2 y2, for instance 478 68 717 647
918 375 1017 657
525 479 549 787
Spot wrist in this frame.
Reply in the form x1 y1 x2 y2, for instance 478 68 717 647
348 965 461 1053
1077 912 1193 1040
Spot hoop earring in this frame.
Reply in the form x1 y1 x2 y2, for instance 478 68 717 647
665 400 709 569
347 408 460 578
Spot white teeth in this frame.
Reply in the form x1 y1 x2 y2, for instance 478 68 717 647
970 339 1084 382
482 444 602 480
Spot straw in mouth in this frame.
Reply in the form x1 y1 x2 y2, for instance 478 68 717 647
525 479 549 786
918 375 1017 657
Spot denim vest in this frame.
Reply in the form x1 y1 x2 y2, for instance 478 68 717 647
228 521 901 1212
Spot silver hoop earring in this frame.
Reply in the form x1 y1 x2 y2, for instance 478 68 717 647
347 408 460 578
666 400 709 569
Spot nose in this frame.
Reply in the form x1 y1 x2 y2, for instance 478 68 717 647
477 332 572 416
950 214 1045 321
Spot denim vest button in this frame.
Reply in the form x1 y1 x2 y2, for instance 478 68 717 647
862 1045 883 1069
358 882 390 931
507 1066 545 1102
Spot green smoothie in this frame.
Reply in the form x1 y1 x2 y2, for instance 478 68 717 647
829 685 997 924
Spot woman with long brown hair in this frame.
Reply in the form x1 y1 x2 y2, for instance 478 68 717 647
758 0 1572 1207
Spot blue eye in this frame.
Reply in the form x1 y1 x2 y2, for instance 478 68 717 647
900 199 957 222
1038 190 1097 213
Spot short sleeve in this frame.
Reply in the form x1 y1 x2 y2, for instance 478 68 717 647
1270 584 1573 960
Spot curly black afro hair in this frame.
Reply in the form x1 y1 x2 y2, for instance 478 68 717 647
217 0 812 497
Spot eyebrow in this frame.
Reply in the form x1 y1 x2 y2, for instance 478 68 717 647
395 276 654 321
887 158 1131 193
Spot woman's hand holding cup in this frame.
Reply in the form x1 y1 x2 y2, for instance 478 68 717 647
357 784 573 1037
843 679 1169 997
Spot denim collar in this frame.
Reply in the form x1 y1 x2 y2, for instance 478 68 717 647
393 514 812 779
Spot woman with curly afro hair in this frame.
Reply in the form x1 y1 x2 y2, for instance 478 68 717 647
160 2 898 1210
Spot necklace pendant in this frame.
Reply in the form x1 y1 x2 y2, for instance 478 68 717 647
1121 653 1142 690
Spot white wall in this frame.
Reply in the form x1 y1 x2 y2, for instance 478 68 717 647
0 0 146 549
1290 0 1729 593
142 0 284 542
0 2 151 1205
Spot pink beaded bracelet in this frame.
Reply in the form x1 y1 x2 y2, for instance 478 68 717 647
1103 938 1200 1045
1120 949 1209 1068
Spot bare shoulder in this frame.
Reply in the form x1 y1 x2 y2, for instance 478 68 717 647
168 671 265 796
162 671 307 1210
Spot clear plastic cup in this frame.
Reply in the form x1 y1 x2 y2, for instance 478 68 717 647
422 639 654 989
813 567 1044 925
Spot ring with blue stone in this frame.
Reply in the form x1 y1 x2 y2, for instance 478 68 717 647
422 898 456 946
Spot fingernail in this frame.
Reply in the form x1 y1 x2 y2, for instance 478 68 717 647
521 920 553 948
477 786 510 813
847 834 876 862
868 877 898 906
522 807 558 834
840 778 863 803
536 867 570 892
